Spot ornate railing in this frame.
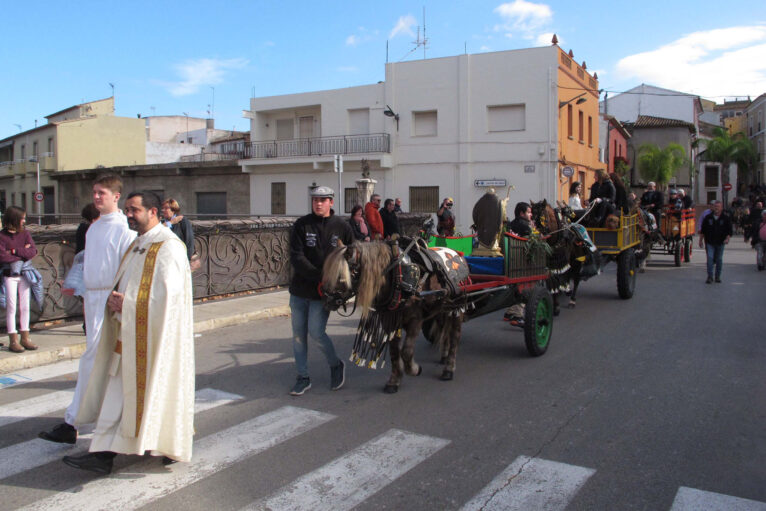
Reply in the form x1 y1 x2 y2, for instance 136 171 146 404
11 213 427 327
243 133 390 159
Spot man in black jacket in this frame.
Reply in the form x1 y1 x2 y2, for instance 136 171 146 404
288 186 354 395
379 198 401 239
698 200 732 283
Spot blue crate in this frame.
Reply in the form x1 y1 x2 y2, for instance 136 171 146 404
465 256 505 275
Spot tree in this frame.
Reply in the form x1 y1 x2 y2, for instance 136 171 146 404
637 143 687 190
705 127 757 205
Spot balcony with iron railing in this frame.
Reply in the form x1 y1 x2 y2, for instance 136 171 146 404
242 133 390 160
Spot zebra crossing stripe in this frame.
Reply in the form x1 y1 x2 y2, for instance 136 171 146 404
243 428 450 511
0 360 79 389
0 388 243 481
670 487 766 510
0 390 74 428
20 405 335 511
461 456 596 511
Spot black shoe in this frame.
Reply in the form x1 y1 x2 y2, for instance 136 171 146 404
39 422 77 444
62 452 114 475
715 277 721 283
330 360 345 390
162 456 178 466
705 277 713 284
289 377 311 396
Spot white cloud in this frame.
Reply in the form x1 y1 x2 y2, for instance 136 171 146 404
346 27 378 46
390 15 417 39
616 25 766 98
494 0 552 33
162 58 248 97
480 45 492 51
346 35 359 46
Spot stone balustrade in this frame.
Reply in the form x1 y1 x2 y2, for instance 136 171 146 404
4 213 429 328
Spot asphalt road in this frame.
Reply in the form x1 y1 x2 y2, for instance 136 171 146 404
1 239 764 510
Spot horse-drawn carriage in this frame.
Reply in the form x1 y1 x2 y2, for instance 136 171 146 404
585 212 643 299
653 206 695 266
321 228 553 393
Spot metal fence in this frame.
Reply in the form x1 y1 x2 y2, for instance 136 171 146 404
13 213 428 328
243 134 390 159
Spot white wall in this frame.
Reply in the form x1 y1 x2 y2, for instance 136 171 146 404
145 141 204 164
603 84 697 125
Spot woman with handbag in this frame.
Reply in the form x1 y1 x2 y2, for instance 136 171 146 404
0 206 39 353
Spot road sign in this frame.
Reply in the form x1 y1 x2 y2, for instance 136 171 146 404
34 192 44 202
474 179 506 187
561 166 574 178
723 183 732 191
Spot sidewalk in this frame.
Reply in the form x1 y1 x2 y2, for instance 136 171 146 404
0 289 291 375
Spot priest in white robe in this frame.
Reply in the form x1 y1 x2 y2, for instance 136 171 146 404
64 191 195 475
40 175 135 445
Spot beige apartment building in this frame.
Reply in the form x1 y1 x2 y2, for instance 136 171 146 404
0 97 145 219
745 93 766 186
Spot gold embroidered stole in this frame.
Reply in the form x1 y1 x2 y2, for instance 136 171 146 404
133 241 163 435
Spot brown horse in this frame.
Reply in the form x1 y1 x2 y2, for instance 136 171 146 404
322 239 465 393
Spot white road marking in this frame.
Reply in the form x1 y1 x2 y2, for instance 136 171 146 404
461 456 595 511
0 390 74 428
20 406 334 511
0 359 79 388
244 428 450 511
0 388 243 481
670 487 766 510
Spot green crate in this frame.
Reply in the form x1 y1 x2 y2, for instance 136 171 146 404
427 235 474 255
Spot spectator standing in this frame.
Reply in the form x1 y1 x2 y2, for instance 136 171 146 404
0 206 39 353
161 198 195 261
364 194 384 240
75 203 100 254
755 210 766 270
379 198 401 239
437 197 456 236
288 186 353 396
394 198 403 213
698 200 732 284
348 205 371 241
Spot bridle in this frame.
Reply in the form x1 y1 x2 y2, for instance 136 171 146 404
321 245 362 316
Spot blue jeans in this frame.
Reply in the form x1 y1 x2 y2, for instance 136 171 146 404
705 243 725 279
290 295 341 378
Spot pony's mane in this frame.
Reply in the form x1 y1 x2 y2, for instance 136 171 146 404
321 241 392 316
355 242 392 315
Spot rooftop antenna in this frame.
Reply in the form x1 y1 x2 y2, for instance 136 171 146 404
400 7 429 61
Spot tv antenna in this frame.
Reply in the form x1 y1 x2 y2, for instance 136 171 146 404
399 7 429 61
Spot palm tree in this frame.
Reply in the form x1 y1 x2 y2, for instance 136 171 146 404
637 143 687 190
704 127 757 205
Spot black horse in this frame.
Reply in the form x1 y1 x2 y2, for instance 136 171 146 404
530 200 599 311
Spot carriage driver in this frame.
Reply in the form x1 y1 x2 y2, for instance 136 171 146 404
288 186 354 396
503 202 536 326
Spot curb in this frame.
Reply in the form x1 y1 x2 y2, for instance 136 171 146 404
0 305 292 375
0 343 87 375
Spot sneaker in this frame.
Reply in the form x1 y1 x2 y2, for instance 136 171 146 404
289 377 311 396
330 360 345 390
705 277 713 284
715 277 721 283
509 317 525 327
39 422 77 444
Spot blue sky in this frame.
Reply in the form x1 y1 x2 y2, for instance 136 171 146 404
1 0 765 140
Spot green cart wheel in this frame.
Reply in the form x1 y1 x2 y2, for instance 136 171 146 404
523 286 553 357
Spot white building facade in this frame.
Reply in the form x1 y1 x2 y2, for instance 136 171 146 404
241 46 584 231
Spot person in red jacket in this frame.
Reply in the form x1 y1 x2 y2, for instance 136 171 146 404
364 194 384 240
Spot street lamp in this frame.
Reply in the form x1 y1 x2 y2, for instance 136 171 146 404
28 155 41 224
559 92 587 109
383 105 400 131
